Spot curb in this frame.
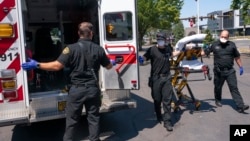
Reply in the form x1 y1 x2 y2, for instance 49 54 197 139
238 48 250 54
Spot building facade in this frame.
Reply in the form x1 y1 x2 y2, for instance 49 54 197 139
207 9 250 36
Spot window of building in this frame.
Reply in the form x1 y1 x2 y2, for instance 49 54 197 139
223 11 234 28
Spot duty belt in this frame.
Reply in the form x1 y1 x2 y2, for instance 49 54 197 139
155 73 169 77
72 83 97 87
219 67 232 71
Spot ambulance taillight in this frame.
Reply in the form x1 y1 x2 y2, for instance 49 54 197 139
0 23 14 38
0 69 18 100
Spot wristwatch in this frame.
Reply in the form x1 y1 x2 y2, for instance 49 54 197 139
36 63 40 69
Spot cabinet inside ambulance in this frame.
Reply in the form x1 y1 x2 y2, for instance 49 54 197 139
23 0 99 93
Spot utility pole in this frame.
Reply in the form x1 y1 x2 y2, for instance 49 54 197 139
195 0 200 34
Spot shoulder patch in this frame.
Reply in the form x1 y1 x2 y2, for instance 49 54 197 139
63 47 70 54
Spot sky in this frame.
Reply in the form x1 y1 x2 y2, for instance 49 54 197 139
181 0 232 27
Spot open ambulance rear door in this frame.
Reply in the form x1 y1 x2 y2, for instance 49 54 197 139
0 0 29 126
98 0 139 110
0 0 140 126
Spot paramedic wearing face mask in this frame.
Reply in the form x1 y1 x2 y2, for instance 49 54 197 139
139 32 174 131
205 30 249 113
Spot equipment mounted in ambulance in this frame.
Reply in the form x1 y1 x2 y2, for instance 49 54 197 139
0 0 139 126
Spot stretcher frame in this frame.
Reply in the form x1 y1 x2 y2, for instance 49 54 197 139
170 46 212 112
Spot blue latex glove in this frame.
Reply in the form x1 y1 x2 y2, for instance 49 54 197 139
240 67 244 75
22 58 38 70
138 56 144 65
110 59 116 66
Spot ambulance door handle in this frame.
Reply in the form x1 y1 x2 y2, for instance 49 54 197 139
115 56 124 64
105 44 135 73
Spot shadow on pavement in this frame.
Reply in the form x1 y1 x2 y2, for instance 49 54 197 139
11 93 158 141
171 98 217 126
11 118 65 141
11 93 242 141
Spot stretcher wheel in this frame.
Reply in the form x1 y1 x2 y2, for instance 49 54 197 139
173 106 181 113
171 101 181 113
195 101 201 111
207 73 212 80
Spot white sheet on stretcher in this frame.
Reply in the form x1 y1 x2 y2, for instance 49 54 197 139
179 59 204 70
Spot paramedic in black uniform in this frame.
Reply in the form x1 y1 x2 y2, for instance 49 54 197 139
22 22 114 141
205 30 249 113
139 32 174 131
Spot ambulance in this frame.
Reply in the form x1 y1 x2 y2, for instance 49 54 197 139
0 0 139 126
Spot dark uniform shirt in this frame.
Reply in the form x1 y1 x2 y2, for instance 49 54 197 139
143 45 172 75
57 39 110 85
208 40 240 69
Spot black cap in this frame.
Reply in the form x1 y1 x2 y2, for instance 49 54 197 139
156 32 166 40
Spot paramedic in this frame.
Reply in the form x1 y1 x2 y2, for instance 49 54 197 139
205 30 249 113
22 22 114 141
139 32 174 131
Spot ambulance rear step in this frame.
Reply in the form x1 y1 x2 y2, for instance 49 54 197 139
0 108 29 127
101 89 137 112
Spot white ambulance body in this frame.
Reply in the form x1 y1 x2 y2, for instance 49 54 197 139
0 0 139 126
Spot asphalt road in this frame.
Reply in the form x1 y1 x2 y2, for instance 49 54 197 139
233 39 250 54
127 49 250 141
0 42 250 141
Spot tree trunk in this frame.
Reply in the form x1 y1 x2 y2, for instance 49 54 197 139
138 33 143 51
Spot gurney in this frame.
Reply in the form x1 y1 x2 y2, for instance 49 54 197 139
170 34 212 112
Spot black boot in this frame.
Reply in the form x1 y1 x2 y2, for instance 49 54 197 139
164 122 173 131
215 100 222 107
236 105 249 113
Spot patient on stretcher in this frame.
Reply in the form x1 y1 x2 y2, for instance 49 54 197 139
178 43 204 70
172 34 207 70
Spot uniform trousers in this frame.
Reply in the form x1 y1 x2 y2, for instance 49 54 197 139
151 73 173 124
63 85 101 141
213 68 244 108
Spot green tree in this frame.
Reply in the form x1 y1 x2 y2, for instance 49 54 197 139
231 0 250 24
137 0 184 50
172 21 185 45
203 29 214 46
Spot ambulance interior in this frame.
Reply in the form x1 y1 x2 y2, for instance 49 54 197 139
22 0 98 92
22 0 134 93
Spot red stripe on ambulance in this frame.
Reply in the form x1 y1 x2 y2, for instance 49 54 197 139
0 0 15 21
7 52 20 72
0 0 22 103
